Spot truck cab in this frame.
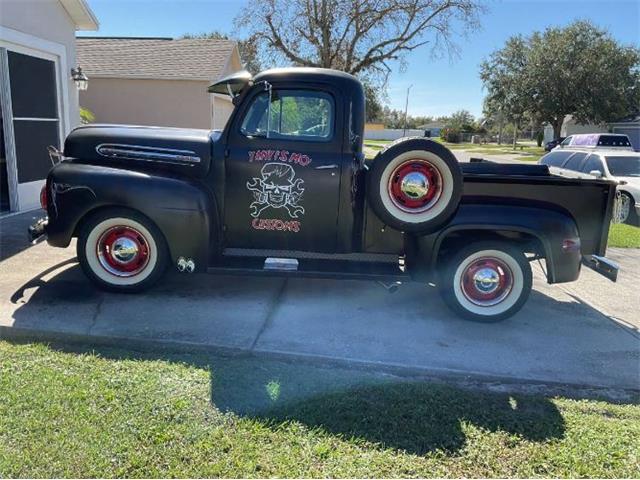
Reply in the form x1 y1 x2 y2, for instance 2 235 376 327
215 68 365 253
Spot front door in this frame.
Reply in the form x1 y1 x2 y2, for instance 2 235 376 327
223 85 343 252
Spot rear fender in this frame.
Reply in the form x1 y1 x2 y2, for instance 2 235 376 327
415 204 580 284
45 162 218 271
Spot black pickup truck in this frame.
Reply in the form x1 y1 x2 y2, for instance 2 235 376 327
30 68 620 322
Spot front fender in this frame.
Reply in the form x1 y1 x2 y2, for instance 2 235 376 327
416 204 581 284
45 161 217 271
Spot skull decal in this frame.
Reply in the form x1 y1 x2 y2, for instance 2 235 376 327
246 163 305 218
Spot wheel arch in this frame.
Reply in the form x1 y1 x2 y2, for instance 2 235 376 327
45 162 218 272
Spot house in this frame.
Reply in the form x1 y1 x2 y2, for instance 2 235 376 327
608 114 640 151
417 122 445 138
560 115 608 138
0 0 98 214
76 37 242 130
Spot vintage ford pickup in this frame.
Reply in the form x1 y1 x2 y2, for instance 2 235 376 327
30 68 620 322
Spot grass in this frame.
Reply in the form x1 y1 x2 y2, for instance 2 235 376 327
608 223 640 248
1 340 639 478
364 139 544 162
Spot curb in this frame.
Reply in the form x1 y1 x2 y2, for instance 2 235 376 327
2 324 638 402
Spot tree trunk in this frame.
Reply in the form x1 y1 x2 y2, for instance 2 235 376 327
512 121 518 150
497 117 504 145
552 119 562 140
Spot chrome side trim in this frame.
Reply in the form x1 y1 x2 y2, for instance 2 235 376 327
96 143 201 165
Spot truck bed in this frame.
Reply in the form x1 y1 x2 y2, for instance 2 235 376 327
458 161 616 257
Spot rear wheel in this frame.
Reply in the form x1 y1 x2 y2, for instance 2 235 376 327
439 242 532 322
77 208 169 292
620 192 638 225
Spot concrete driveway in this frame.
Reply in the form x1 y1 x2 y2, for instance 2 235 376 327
1 210 638 391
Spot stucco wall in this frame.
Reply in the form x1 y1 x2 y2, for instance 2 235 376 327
0 0 80 128
80 77 235 129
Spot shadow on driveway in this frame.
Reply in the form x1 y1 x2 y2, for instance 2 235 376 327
5 257 640 391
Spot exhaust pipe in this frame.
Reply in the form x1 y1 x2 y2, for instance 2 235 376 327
177 257 196 273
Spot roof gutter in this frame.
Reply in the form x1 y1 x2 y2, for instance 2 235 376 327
60 0 99 31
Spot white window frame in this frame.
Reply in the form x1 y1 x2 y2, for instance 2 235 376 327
0 26 70 212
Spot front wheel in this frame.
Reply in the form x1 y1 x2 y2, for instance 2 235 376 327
77 208 169 292
439 242 533 322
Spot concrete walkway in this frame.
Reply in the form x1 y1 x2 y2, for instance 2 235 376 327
1 211 638 391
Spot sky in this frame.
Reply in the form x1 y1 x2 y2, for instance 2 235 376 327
78 0 640 119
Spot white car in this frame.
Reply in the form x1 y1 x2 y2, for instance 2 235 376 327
555 133 634 151
539 148 640 225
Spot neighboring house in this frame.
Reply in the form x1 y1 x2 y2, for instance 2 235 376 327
417 122 444 138
76 37 242 130
0 0 98 213
609 114 640 151
560 115 608 137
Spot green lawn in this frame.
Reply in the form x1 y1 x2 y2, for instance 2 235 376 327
1 341 639 478
364 139 544 162
608 223 640 248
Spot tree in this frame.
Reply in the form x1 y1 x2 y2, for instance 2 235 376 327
447 109 475 130
236 0 483 86
480 21 640 139
182 31 263 74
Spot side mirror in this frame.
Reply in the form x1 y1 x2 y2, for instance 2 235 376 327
589 169 603 178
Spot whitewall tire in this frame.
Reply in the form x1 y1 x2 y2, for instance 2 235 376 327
368 138 462 233
439 242 532 322
77 209 169 292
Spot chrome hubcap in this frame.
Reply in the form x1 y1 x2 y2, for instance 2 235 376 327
472 267 501 294
400 172 430 200
111 237 139 263
460 257 514 307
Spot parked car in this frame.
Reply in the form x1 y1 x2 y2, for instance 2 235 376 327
539 148 640 225
29 68 621 323
544 137 565 152
556 133 634 150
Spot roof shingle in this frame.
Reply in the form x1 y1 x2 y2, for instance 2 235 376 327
76 37 237 81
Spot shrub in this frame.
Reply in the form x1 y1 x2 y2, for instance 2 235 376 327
440 127 461 143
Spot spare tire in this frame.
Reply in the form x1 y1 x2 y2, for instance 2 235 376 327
367 137 462 233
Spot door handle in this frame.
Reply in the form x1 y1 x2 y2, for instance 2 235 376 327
315 164 339 170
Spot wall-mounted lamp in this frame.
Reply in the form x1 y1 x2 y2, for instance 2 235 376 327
71 67 89 91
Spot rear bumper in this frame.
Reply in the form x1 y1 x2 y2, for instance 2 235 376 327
582 254 619 282
28 217 48 243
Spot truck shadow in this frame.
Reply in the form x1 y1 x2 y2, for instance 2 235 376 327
0 337 567 456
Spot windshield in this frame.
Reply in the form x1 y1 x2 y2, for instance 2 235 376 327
605 156 640 177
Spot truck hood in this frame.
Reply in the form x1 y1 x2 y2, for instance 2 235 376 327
64 124 214 177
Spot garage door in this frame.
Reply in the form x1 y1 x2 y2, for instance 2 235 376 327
614 127 640 151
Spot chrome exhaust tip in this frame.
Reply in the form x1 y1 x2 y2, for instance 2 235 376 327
177 257 187 272
185 259 195 273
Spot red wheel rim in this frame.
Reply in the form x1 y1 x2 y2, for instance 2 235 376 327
460 257 514 306
388 159 442 213
96 226 150 277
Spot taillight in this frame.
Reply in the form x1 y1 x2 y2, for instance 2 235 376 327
40 185 48 210
562 238 581 253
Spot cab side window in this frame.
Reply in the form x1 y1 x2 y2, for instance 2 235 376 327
240 89 334 142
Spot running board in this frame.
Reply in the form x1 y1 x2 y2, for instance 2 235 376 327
208 256 408 282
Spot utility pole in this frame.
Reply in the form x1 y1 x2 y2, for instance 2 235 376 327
403 84 413 137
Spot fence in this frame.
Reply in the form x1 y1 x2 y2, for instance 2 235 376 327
364 128 428 141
